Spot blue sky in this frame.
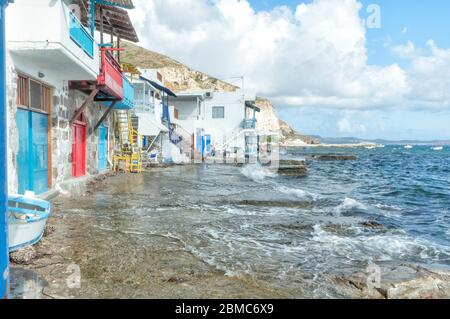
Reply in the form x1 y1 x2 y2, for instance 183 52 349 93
248 0 450 140
133 0 450 141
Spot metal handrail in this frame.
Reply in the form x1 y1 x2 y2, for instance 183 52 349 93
69 11 94 58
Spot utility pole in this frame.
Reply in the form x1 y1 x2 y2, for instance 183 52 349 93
0 0 11 300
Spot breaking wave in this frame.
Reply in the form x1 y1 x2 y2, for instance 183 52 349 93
311 224 450 263
240 164 277 182
334 198 368 216
275 185 318 201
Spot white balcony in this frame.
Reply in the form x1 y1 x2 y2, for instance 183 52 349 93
132 81 156 113
6 0 99 85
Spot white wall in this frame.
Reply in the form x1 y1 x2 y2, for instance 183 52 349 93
167 90 256 151
170 97 200 134
203 91 246 149
6 0 99 84
140 69 164 86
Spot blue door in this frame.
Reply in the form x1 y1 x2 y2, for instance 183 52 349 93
98 125 107 171
17 109 49 195
202 134 211 156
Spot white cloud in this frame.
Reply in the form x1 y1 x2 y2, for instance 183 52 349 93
337 116 367 134
392 41 418 59
130 0 449 111
391 40 450 108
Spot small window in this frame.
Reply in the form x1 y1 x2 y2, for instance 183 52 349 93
29 80 43 111
212 106 225 119
17 75 29 107
41 85 51 113
16 74 51 114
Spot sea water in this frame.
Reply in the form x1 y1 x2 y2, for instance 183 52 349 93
49 145 450 298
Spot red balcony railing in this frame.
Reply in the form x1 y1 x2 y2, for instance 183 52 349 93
97 48 124 100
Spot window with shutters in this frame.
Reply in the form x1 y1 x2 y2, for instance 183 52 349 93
16 74 51 114
17 75 29 107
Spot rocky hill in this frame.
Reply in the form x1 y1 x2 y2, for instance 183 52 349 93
121 42 318 145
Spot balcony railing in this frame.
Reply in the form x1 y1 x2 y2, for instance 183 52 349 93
114 76 135 109
97 48 124 100
243 119 257 130
134 99 154 110
69 12 94 58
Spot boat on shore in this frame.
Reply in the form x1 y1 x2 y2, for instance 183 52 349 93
8 194 52 252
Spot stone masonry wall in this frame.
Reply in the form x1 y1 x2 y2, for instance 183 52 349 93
51 88 112 186
6 54 112 194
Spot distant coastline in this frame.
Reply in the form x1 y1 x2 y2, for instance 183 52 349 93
282 138 380 148
282 136 450 148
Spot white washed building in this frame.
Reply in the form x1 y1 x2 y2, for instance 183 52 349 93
169 89 260 160
5 0 138 196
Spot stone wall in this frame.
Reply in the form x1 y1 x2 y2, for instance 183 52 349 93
51 89 112 186
6 55 112 194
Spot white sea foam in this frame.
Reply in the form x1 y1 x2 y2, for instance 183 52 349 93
240 164 276 182
276 185 318 201
311 225 450 263
373 203 403 217
373 203 402 211
334 198 368 216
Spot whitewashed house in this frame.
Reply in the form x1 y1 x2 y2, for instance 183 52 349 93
5 0 138 195
169 89 260 161
130 70 168 152
130 69 192 164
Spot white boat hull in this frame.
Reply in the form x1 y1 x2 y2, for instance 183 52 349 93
9 218 47 252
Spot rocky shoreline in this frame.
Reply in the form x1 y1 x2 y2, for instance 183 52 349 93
8 168 450 299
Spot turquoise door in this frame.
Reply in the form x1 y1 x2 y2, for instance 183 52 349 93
17 109 49 195
98 125 107 171
202 134 211 156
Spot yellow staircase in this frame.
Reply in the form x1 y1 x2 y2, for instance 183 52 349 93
113 110 142 173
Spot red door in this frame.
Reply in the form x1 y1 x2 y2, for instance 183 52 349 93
72 114 87 177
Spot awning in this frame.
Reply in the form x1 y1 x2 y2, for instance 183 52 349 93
245 101 261 113
139 76 177 98
79 0 139 43
137 113 169 136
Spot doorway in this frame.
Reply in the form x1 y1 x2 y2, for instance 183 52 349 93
72 113 87 177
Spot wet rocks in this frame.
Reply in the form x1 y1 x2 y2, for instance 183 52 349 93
277 160 308 177
44 225 56 237
311 155 357 161
333 264 450 299
360 221 385 229
10 246 38 265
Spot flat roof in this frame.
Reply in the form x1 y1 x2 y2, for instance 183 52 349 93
173 92 207 99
